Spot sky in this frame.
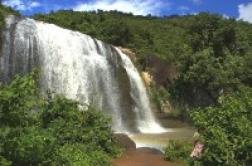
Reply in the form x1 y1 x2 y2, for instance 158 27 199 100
2 0 252 23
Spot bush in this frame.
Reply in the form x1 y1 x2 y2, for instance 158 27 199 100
0 72 120 165
52 144 111 166
150 83 170 112
2 127 56 165
190 87 252 166
165 88 252 166
164 140 193 163
0 155 12 166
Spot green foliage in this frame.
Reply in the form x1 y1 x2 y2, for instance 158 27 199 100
0 4 20 16
3 127 56 165
164 140 193 163
0 72 120 165
33 10 187 61
0 70 40 127
171 13 252 106
0 155 12 166
52 144 111 166
171 48 243 106
0 5 20 29
190 87 252 165
40 96 119 156
150 83 170 112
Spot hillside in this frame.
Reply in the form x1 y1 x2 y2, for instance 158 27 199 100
34 10 252 108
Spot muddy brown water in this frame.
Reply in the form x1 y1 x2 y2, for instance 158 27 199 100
113 118 194 166
129 116 196 151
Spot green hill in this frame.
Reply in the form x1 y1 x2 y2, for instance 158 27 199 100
34 10 252 107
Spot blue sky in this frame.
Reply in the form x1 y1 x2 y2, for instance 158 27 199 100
3 0 252 23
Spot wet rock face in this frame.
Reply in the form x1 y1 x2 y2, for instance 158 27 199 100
118 47 137 63
141 71 152 88
113 134 136 150
140 55 178 88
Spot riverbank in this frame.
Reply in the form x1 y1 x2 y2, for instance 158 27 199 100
113 148 182 166
113 117 195 166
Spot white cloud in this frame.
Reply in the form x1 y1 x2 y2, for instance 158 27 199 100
238 3 252 23
3 0 41 11
178 6 190 15
30 2 40 8
73 0 170 16
179 6 189 11
222 14 229 19
190 0 202 4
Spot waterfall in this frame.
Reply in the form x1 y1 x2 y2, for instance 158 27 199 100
0 15 165 133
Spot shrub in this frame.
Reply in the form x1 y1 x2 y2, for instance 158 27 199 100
52 144 111 166
2 127 56 165
0 72 120 165
190 87 252 166
164 140 193 163
0 155 12 166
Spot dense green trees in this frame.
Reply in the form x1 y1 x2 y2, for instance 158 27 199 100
171 13 252 106
0 72 120 165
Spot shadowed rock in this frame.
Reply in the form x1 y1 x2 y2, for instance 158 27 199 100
114 134 136 150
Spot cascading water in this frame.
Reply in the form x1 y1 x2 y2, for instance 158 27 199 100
0 15 165 133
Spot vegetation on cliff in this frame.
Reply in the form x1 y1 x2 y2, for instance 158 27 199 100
0 5 20 51
0 4 20 29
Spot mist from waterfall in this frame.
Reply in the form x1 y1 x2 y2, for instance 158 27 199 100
0 15 165 133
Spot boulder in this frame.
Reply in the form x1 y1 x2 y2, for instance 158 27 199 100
114 134 136 150
141 71 152 87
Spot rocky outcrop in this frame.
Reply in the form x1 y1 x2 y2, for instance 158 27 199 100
160 100 173 114
114 134 136 150
118 47 137 63
141 71 152 88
